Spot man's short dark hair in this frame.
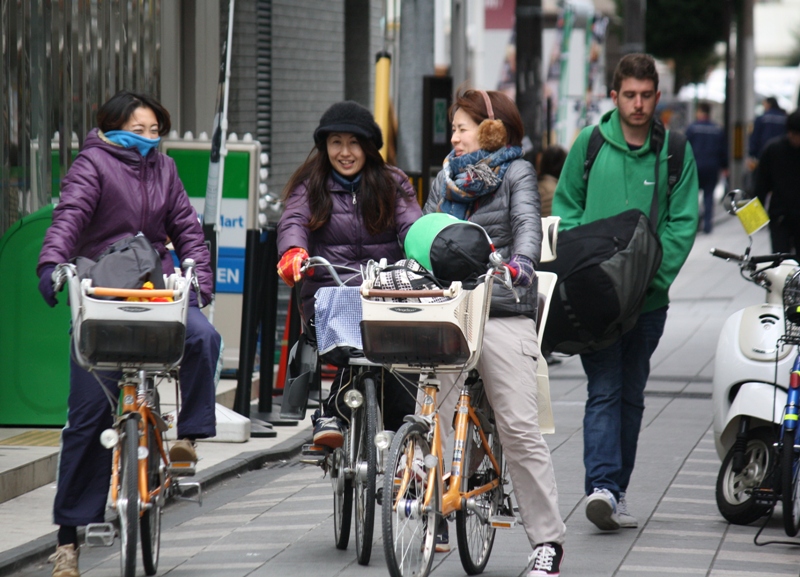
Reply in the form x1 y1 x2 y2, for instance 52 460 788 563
697 102 711 115
612 53 659 93
765 96 780 110
787 110 800 134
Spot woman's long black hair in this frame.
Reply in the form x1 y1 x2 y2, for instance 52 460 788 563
282 133 409 236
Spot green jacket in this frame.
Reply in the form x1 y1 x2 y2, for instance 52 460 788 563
552 109 699 312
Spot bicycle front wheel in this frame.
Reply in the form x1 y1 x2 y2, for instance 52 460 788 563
782 427 800 536
332 443 353 550
355 374 378 565
382 421 438 577
141 417 163 575
456 417 503 574
119 416 140 577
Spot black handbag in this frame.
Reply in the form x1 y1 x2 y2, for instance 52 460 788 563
75 234 165 292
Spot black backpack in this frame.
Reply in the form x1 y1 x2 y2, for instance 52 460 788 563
540 120 686 355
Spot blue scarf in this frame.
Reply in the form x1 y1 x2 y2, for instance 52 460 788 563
438 145 523 220
104 130 161 157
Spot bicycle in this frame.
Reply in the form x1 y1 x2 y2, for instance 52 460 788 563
296 256 392 566
53 259 202 577
357 251 558 577
779 270 800 536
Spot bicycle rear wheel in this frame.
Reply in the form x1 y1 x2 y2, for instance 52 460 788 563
782 428 800 536
382 421 438 577
141 417 163 575
355 374 378 565
119 415 140 577
332 442 353 549
455 416 503 575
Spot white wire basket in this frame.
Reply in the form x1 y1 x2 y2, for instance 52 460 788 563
58 264 192 371
359 275 494 373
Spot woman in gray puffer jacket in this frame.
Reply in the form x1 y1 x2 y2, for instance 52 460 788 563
423 89 566 573
276 101 422 448
36 91 221 576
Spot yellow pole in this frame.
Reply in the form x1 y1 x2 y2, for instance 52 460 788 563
374 51 392 161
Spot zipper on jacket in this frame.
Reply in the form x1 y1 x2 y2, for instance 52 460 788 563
139 161 148 232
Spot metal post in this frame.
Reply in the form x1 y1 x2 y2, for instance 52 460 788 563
732 0 755 190
622 0 645 55
516 0 543 151
258 225 280 413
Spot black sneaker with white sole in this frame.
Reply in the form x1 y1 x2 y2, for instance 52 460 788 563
527 542 564 576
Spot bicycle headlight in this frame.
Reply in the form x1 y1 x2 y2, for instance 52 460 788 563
99 428 119 449
344 389 363 409
374 430 393 450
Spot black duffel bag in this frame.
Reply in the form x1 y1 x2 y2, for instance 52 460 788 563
539 209 662 355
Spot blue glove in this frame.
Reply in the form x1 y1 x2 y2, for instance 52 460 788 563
506 254 535 288
38 264 58 307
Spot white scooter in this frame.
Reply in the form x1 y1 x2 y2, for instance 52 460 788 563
712 192 799 525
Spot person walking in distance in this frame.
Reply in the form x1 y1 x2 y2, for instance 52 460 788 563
754 110 800 253
686 102 727 233
552 53 699 531
747 96 787 191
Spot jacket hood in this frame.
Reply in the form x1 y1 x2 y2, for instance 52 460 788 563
597 109 654 156
84 128 158 166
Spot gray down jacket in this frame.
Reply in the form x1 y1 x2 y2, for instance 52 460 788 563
424 158 542 320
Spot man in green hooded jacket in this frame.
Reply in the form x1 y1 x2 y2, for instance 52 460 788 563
552 53 698 532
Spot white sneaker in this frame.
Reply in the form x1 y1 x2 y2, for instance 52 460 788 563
585 488 620 530
617 491 638 528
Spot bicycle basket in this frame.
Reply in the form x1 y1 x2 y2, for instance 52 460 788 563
70 272 190 371
784 270 800 344
359 276 493 373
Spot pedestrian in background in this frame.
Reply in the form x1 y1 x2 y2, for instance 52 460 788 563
37 90 221 577
552 53 698 533
537 144 567 218
425 88 566 576
686 102 727 233
746 96 787 192
754 109 800 253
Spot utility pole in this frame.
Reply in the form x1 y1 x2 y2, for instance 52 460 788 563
731 0 755 190
622 0 645 54
450 0 468 90
516 0 543 152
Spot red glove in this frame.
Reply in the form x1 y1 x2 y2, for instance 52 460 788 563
277 247 309 287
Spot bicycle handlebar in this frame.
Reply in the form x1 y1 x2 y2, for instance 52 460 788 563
710 248 797 266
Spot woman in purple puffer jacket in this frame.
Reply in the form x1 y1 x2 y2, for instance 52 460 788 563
276 100 421 449
37 91 221 576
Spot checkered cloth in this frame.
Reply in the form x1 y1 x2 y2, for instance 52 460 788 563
314 286 363 355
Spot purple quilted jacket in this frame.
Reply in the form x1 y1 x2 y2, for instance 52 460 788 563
37 128 213 303
277 167 421 320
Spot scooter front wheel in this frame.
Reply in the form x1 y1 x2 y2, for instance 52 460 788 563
716 427 774 525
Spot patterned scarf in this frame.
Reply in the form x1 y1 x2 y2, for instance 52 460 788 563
438 145 523 220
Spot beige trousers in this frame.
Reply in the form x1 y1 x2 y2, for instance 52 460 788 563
431 315 566 547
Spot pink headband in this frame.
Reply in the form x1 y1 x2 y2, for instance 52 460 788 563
479 90 495 120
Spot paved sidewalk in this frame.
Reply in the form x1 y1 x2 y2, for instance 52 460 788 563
4 211 800 577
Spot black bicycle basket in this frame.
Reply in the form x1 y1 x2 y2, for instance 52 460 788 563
783 270 800 345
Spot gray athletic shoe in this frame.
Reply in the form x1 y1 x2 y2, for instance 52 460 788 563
585 488 620 531
617 492 638 528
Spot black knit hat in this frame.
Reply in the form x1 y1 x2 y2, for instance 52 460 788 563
313 101 383 150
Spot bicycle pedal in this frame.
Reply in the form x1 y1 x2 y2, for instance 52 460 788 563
300 444 329 465
752 487 777 506
168 461 196 476
85 523 115 547
489 515 517 529
174 480 203 506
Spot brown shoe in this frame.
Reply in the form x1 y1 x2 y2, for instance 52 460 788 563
169 439 197 463
49 544 80 577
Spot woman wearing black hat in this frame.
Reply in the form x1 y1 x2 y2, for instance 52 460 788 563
276 100 422 447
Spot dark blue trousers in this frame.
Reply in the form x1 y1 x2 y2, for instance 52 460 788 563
53 306 220 526
579 306 668 499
